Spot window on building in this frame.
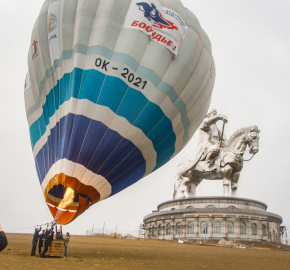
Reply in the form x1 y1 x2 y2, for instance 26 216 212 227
205 205 216 209
228 222 234 234
176 222 182 235
166 224 171 235
171 208 175 211
252 223 257 235
262 225 267 236
273 230 276 241
158 225 162 236
214 221 221 234
186 206 194 209
240 222 246 235
200 222 208 234
152 227 155 236
227 206 237 211
187 222 194 234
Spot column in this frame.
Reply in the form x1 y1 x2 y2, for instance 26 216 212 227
277 223 280 243
172 218 175 240
236 217 240 240
223 217 227 239
248 219 252 241
157 222 160 239
212 217 215 239
196 217 199 240
258 220 262 241
183 217 186 239
209 217 214 240
147 223 151 238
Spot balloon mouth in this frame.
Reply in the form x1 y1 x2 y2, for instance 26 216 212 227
46 185 92 225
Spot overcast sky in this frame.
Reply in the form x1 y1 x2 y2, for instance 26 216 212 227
0 0 289 236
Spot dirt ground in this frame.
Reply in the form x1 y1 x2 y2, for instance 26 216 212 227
1 234 290 270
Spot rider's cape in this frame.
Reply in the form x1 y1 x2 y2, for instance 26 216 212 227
179 121 223 174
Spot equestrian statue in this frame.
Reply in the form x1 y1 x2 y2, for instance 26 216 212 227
173 109 260 199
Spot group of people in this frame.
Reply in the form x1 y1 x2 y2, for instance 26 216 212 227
31 225 70 258
0 224 8 252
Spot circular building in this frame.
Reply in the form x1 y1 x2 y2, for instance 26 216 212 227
143 197 282 242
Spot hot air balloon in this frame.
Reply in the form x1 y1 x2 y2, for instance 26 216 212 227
24 0 215 225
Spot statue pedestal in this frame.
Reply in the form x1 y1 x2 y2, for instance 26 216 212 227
143 197 282 243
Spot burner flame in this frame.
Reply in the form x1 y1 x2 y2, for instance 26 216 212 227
58 187 75 209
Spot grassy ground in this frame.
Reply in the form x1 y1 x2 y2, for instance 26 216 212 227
0 234 289 269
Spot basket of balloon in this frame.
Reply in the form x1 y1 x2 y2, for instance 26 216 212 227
45 240 65 257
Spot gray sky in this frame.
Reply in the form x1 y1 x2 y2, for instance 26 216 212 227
0 0 289 235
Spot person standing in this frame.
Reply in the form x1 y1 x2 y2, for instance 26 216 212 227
0 224 8 252
64 232 70 258
56 229 64 240
31 226 41 256
41 226 54 258
38 230 45 255
44 227 49 240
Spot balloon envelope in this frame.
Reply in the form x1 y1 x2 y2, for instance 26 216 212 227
24 0 215 225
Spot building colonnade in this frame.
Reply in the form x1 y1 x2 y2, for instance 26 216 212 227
145 215 279 242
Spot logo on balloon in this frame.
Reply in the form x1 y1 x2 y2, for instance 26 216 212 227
31 40 38 59
136 2 178 30
48 13 58 34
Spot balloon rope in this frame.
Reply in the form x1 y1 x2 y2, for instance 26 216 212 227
6 226 38 232
5 220 55 233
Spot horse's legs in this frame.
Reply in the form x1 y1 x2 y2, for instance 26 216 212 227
223 165 233 196
188 178 202 197
231 172 240 197
223 180 230 196
173 173 190 199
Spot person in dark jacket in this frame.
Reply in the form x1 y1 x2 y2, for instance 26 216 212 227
55 229 63 240
31 226 41 256
38 230 45 255
0 224 8 252
44 227 49 240
40 226 54 258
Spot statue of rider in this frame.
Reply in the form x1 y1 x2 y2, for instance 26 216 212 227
177 108 228 175
198 109 228 171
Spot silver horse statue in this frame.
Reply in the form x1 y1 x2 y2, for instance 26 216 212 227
174 109 260 198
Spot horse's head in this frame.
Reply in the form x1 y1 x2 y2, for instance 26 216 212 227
226 125 260 156
247 126 260 155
